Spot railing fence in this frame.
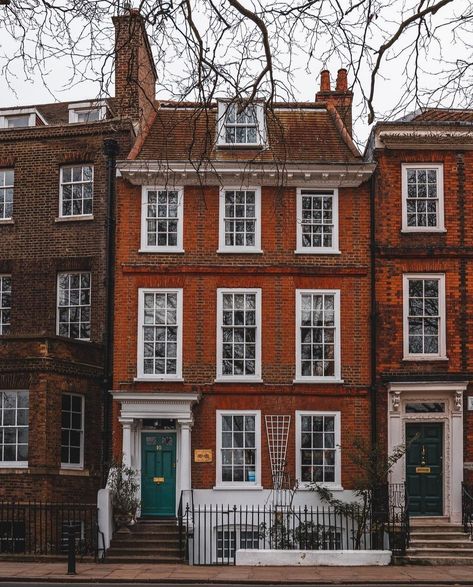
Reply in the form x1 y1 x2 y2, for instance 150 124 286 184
0 501 98 558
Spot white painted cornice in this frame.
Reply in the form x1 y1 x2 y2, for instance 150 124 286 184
117 160 375 188
387 381 468 393
375 128 473 150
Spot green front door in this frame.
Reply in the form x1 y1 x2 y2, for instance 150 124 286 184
141 432 176 517
406 423 443 516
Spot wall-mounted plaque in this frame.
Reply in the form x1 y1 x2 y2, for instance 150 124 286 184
194 449 213 463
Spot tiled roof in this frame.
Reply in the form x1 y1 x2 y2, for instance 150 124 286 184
406 108 473 123
137 103 361 163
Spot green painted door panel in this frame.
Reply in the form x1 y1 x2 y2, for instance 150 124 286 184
406 423 443 516
141 432 176 516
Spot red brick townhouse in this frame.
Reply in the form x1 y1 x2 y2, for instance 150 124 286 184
111 66 375 540
0 8 155 514
368 110 473 525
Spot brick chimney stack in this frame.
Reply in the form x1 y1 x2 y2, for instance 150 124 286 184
316 68 353 136
113 8 157 130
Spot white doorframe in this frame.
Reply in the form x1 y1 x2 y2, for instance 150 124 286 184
387 381 467 523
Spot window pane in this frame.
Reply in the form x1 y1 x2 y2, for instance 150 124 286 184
407 277 441 355
61 394 83 466
299 414 337 483
0 391 29 463
57 272 91 340
60 165 94 217
299 192 335 249
220 413 257 484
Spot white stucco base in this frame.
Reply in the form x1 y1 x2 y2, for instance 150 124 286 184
235 549 392 566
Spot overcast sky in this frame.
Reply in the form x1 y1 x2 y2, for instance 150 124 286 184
0 1 469 145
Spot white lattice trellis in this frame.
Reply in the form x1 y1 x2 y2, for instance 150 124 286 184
265 415 291 489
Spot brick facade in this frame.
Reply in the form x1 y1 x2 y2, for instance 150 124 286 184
370 119 473 521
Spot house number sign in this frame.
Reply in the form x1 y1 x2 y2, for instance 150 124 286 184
194 449 212 463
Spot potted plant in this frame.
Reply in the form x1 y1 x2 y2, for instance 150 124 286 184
107 461 140 530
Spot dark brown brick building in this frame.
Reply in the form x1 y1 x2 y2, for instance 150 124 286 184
369 110 473 524
0 9 156 505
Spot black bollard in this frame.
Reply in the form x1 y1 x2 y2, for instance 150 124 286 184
67 525 76 575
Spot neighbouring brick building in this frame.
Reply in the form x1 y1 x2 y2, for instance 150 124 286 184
111 61 375 548
368 110 473 524
0 10 156 505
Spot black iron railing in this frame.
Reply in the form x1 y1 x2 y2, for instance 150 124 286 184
385 482 410 556
0 501 99 558
178 503 397 565
462 483 473 539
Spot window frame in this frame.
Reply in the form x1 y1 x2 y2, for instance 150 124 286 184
0 274 11 336
215 409 262 489
402 273 447 360
59 164 94 219
296 188 340 254
0 108 46 129
61 393 84 470
218 187 262 253
0 169 14 221
136 288 183 381
0 390 29 468
295 410 342 489
295 289 342 382
140 186 184 253
216 288 262 382
401 163 445 233
68 101 107 124
56 271 92 341
217 101 266 148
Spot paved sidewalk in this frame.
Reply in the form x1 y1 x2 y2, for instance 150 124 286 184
0 562 473 584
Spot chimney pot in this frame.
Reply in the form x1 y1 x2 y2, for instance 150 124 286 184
336 68 348 92
320 70 331 93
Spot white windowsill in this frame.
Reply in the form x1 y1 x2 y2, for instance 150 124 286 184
0 462 28 469
217 249 263 254
215 378 263 383
138 248 185 254
60 467 89 476
294 249 341 255
134 376 184 382
213 485 263 491
401 228 447 234
55 215 94 222
0 218 14 225
403 355 449 362
293 378 344 384
297 483 344 492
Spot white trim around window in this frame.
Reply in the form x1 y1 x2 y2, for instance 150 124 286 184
296 188 340 254
216 101 266 147
216 288 262 382
402 273 447 361
61 393 84 470
295 411 342 490
140 186 184 253
218 187 262 253
0 390 29 468
295 289 342 383
136 288 183 381
59 165 94 219
215 410 262 489
401 164 445 232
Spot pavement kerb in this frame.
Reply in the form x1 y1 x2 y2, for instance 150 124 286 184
2 578 473 585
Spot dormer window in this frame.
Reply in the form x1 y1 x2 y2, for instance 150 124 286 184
217 101 265 147
0 109 43 129
68 102 107 124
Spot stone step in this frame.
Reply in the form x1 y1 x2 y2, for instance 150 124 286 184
108 546 182 556
112 536 181 546
410 516 451 525
105 555 185 564
407 547 473 558
400 555 473 565
410 525 465 532
410 531 468 540
410 539 473 549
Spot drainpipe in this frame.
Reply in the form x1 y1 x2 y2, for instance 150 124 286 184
369 172 377 449
102 138 120 486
